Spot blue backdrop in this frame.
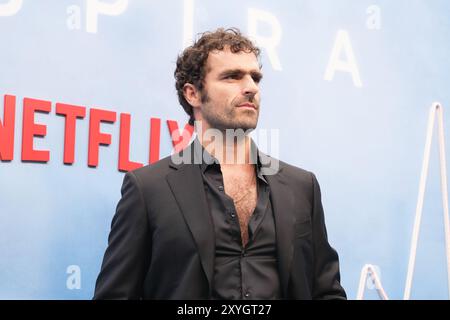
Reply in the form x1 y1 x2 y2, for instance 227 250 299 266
1 0 450 299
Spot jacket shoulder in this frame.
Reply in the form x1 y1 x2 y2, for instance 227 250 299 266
126 154 174 187
275 157 316 187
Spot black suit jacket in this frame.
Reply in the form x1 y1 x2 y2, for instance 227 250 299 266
93 142 346 299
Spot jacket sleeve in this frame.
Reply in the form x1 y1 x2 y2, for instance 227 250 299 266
93 171 151 299
310 173 347 300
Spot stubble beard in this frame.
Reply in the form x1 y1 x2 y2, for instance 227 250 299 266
199 89 259 133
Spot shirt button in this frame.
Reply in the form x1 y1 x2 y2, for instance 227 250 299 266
218 185 224 191
244 292 250 298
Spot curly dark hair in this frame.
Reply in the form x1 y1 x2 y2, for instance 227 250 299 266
174 28 261 126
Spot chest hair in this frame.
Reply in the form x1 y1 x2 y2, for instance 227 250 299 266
222 168 258 247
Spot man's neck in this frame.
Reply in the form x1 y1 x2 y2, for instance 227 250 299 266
196 129 254 166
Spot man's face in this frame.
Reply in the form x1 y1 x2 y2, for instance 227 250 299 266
199 47 262 132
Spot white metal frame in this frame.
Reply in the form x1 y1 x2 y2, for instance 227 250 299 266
404 102 450 300
356 264 389 300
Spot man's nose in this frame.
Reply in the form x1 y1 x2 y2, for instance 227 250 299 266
242 75 259 96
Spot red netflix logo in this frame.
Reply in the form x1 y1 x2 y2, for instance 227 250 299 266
0 94 194 172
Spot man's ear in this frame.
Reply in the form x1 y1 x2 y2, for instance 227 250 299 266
183 83 202 109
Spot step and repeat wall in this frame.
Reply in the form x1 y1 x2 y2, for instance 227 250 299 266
1 0 450 299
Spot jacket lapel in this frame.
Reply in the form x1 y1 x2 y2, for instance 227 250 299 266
166 144 215 296
263 156 296 298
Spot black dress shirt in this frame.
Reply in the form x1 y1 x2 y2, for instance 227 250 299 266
196 140 282 300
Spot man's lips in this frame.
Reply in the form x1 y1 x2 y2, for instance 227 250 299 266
237 102 257 109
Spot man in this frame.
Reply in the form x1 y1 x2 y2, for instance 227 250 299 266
94 28 346 300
